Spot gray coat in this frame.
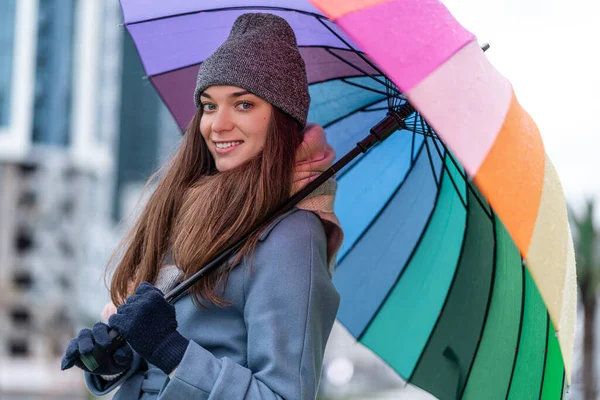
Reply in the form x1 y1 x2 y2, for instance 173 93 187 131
85 208 340 399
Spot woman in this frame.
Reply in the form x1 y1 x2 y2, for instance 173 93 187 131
61 12 343 400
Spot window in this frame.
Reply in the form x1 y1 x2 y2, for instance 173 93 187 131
0 0 17 127
10 307 31 326
13 271 34 289
9 338 29 357
14 228 35 254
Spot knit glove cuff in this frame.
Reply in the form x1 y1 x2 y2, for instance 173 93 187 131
150 330 189 375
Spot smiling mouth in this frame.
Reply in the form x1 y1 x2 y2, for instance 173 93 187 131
214 141 243 154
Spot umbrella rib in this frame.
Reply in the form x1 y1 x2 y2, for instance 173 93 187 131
423 133 442 191
387 77 402 109
505 260 527 400
538 315 551 400
423 123 484 217
441 152 493 220
335 142 428 266
311 73 384 87
411 116 417 164
123 6 331 26
323 48 395 91
458 215 499 398
405 117 433 137
425 135 471 209
424 122 494 220
340 77 399 97
322 97 387 130
362 106 390 112
353 145 442 340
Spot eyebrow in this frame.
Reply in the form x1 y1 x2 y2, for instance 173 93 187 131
200 90 251 99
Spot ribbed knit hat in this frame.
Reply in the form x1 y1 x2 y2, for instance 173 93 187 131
193 13 310 128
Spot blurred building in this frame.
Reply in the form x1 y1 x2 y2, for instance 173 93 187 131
0 0 123 398
0 0 180 397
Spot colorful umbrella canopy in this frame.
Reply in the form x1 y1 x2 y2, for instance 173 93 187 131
118 1 577 399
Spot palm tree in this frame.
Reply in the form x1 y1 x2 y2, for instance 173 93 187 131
570 198 600 400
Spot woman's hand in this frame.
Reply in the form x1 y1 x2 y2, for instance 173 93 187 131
61 322 133 375
108 282 189 375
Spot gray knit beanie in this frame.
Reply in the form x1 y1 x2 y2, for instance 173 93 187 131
193 13 310 128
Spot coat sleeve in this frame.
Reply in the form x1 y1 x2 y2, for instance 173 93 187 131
158 210 341 399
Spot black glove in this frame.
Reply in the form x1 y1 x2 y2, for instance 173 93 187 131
109 282 189 375
61 322 133 375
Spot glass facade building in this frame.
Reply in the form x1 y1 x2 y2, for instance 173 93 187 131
113 32 180 220
31 0 76 146
0 0 17 128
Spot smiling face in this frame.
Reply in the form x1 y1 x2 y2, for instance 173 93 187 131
199 85 273 172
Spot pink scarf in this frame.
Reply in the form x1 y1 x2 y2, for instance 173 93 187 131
293 123 344 277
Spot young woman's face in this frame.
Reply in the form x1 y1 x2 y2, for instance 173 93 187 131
199 85 273 172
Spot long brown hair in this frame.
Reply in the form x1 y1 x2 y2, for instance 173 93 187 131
108 106 303 308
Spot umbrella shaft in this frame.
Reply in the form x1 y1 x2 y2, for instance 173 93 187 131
368 102 416 145
164 102 416 302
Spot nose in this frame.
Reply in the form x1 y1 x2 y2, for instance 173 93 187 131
211 108 234 133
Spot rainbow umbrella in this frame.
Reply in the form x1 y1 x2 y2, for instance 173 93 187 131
118 0 577 398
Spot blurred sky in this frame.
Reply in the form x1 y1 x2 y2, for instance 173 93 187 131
441 0 600 216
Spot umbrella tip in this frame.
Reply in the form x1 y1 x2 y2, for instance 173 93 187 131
481 42 491 52
117 23 125 28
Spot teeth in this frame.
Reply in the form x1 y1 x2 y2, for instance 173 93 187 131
215 141 242 149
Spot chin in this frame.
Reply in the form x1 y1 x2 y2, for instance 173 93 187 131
215 160 241 172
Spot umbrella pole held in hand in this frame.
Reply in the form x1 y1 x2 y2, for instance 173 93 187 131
79 102 415 372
